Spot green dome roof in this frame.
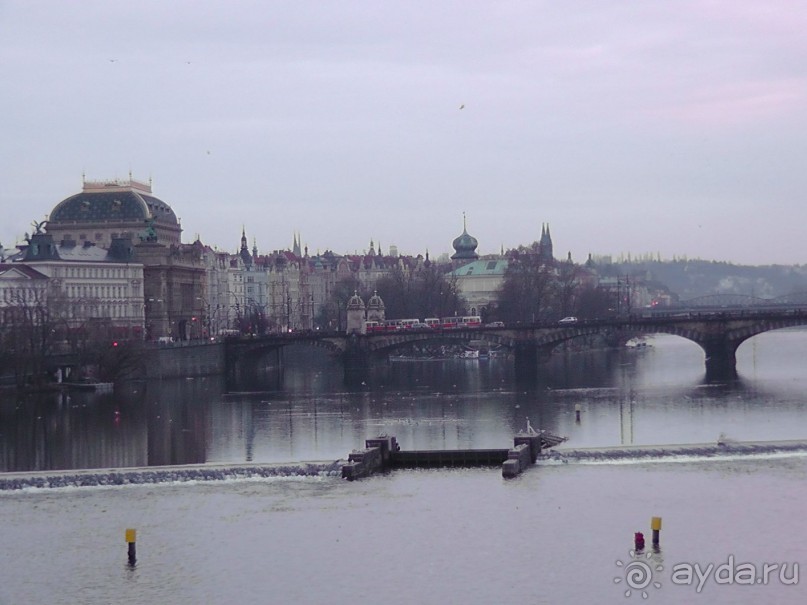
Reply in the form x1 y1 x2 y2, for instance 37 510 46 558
451 225 479 260
49 180 178 226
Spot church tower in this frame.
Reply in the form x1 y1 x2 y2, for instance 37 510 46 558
239 227 252 268
540 223 554 262
292 232 302 257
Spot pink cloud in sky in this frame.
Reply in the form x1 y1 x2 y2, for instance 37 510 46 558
648 77 807 128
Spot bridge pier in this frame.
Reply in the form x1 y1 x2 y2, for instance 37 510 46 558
514 342 555 379
701 338 739 381
514 342 538 378
226 354 261 389
343 337 372 385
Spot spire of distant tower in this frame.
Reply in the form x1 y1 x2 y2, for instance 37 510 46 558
292 231 302 257
252 237 258 258
539 222 554 261
239 227 252 268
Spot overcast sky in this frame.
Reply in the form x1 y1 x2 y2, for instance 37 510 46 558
1 1 806 265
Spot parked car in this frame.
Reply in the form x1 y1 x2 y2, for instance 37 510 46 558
558 316 578 324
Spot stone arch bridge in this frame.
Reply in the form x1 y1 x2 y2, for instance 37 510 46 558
224 309 807 384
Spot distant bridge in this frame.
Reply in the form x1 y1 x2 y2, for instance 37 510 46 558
680 292 807 309
224 307 807 384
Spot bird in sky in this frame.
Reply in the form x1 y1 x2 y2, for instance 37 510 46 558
459 104 465 109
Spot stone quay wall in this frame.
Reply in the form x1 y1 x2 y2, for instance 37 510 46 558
143 342 225 379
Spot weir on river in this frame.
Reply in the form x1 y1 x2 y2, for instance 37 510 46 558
6 438 806 491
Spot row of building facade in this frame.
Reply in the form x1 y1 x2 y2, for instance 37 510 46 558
0 176 663 340
0 177 505 339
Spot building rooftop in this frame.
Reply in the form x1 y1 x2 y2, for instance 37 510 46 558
451 259 508 277
0 263 49 280
48 177 178 226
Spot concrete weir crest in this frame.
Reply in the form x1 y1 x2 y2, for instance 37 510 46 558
341 431 565 480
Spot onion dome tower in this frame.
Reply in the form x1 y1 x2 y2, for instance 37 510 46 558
451 213 479 263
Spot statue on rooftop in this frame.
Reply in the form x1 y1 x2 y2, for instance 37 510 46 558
31 219 48 235
140 218 158 242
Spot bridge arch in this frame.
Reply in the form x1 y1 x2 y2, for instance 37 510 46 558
224 335 348 386
625 314 807 379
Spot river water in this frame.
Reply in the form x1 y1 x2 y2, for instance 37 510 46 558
1 332 806 603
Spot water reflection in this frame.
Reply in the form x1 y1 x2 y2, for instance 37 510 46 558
2 332 807 472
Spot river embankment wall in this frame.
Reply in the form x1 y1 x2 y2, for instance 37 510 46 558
143 342 225 379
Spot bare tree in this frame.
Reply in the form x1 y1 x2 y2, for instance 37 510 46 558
575 284 613 319
375 265 465 319
556 258 582 318
318 276 362 331
0 286 59 387
497 244 558 323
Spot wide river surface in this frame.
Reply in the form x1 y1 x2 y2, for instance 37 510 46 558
1 332 806 604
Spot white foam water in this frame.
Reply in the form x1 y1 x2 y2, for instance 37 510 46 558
538 440 807 466
0 461 344 491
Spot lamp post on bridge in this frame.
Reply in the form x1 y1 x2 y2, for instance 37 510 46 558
615 276 633 318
